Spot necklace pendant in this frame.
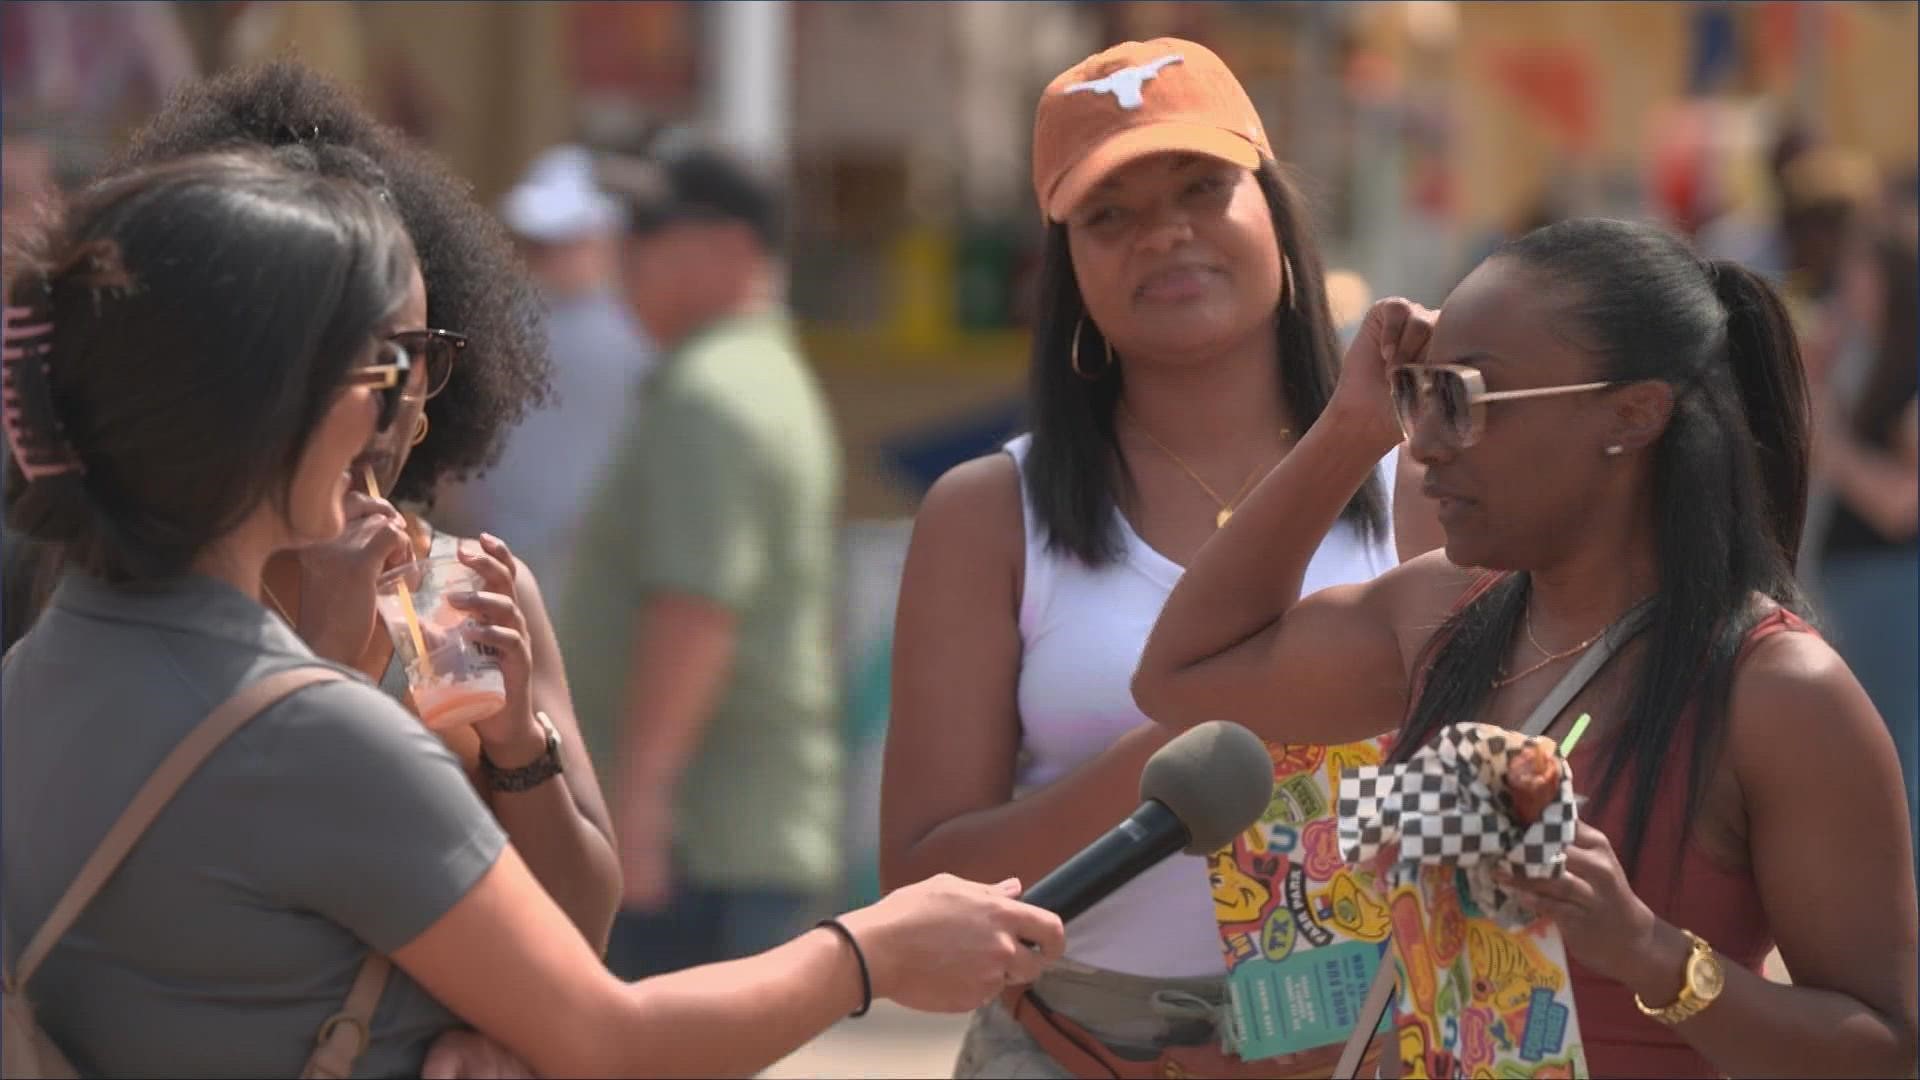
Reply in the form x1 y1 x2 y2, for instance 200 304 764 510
1216 508 1233 528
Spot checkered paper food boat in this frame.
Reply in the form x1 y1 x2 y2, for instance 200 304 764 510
1336 722 1578 926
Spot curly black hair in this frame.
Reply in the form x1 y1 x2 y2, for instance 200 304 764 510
108 60 552 504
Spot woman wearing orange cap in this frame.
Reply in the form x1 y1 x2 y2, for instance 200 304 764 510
881 39 1441 1079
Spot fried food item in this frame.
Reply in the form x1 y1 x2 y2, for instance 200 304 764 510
1504 735 1562 826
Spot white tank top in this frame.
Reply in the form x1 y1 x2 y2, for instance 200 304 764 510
1005 433 1400 977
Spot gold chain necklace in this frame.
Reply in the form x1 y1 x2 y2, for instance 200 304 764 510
1524 608 1574 659
1119 402 1288 528
1492 606 1608 689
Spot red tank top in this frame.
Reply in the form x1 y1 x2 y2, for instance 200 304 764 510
1421 575 1805 1078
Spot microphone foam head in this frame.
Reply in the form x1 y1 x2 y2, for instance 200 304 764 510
1139 721 1274 856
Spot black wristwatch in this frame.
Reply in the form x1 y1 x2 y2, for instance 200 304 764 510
480 710 565 793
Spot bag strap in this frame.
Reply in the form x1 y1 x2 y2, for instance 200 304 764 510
1514 597 1654 741
1001 986 1140 1079
300 952 392 1080
8 666 347 986
1330 596 1655 1078
1331 952 1397 1080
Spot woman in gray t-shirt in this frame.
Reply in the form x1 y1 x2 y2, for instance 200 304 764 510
111 61 626 949
4 152 1062 1078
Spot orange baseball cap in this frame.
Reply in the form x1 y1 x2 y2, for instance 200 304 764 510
1032 38 1273 223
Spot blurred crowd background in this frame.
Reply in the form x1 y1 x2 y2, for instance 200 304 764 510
5 0 1916 924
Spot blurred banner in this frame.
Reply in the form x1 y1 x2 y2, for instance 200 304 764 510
7 0 1914 915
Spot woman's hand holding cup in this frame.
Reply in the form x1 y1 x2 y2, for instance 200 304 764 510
444 533 540 757
294 491 413 665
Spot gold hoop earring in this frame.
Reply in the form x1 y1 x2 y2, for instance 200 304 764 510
1071 317 1113 381
1279 254 1296 311
410 414 430 447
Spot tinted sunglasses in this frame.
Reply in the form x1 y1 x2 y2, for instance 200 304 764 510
386 328 465 401
1389 363 1616 448
345 340 413 431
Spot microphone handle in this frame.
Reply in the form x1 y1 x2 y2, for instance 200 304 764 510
1020 800 1190 924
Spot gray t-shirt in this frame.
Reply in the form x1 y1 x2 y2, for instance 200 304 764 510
1 573 508 1078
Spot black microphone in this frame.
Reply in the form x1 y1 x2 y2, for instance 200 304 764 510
1020 721 1274 924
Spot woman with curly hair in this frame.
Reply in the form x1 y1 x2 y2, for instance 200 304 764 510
102 60 623 948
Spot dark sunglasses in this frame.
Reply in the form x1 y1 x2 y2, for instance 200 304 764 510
386 328 465 401
345 340 413 431
1389 363 1617 448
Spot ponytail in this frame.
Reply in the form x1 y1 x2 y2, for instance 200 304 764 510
3 243 194 584
1707 259 1812 569
1 533 63 652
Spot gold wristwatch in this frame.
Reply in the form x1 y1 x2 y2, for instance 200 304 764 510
1634 929 1725 1026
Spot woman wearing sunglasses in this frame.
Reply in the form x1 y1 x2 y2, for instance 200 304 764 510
100 61 626 952
1134 217 1918 1077
3 150 1065 1080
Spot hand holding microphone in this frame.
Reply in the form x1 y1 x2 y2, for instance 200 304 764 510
822 722 1270 1015
834 874 1065 1013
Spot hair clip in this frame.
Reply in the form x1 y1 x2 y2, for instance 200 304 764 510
3 303 85 480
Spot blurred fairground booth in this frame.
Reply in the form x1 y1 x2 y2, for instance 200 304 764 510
8 0 1915 907
9 3 1915 431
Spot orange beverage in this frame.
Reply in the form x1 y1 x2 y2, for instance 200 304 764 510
413 680 508 732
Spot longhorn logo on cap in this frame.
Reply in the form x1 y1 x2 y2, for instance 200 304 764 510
1065 54 1183 110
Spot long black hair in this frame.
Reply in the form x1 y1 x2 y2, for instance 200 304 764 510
1023 159 1387 566
3 150 416 584
1393 218 1812 880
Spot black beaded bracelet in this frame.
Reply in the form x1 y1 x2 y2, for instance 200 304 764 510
815 918 872 1018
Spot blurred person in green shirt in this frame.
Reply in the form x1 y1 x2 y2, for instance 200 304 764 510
560 134 846 979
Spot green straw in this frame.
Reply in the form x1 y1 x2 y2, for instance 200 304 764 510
1560 713 1593 756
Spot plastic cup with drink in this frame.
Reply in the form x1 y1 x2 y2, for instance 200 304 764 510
375 556 509 731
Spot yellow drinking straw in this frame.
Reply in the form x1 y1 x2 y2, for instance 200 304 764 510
366 467 433 677
1560 713 1593 757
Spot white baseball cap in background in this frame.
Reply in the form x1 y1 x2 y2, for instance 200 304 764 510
498 144 627 242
